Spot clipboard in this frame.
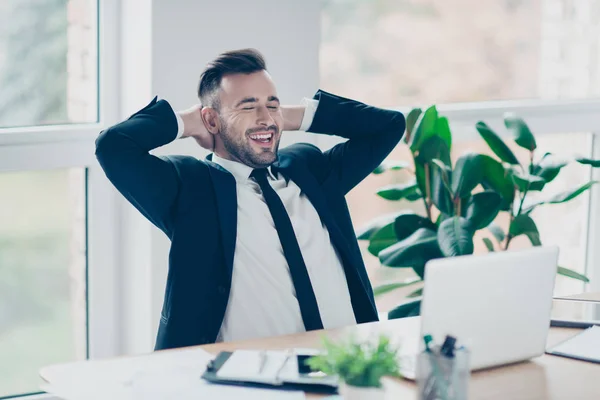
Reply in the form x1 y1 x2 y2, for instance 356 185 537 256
202 351 339 394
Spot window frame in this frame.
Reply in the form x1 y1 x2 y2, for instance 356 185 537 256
315 92 600 305
0 3 121 398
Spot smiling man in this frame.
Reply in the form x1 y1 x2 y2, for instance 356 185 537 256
96 49 405 350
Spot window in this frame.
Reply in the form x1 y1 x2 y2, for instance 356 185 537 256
454 133 592 297
321 0 600 107
0 1 118 398
321 0 600 316
347 133 592 312
0 169 87 398
0 0 98 128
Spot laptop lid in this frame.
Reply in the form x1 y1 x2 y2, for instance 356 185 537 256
419 246 559 370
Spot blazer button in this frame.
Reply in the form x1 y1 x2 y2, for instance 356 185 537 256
218 286 226 295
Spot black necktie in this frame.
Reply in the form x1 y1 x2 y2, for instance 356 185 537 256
250 168 324 331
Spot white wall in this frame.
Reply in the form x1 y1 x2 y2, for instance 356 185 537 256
117 0 322 354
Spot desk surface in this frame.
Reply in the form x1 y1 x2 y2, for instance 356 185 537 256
199 317 600 399
40 317 600 399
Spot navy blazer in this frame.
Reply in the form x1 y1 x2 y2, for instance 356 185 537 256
95 90 405 350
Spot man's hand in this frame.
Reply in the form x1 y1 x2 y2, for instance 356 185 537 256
177 104 214 150
281 105 306 131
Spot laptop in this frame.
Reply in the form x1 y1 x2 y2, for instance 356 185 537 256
400 246 559 379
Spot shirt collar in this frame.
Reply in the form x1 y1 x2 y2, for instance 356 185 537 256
211 154 278 183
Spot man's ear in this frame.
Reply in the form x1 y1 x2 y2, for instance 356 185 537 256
201 108 220 135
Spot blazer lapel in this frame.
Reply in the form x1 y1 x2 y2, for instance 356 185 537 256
206 159 237 280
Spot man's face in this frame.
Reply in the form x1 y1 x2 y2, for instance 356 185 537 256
215 70 283 168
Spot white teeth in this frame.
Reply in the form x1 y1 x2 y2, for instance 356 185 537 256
250 133 273 140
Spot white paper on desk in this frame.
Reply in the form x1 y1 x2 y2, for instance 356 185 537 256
549 325 600 361
40 347 214 399
216 350 290 384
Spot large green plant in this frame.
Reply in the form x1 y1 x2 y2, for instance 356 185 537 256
359 106 597 319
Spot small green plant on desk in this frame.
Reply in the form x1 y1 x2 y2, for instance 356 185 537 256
307 334 400 399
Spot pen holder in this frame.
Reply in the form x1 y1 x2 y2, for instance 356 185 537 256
416 347 470 400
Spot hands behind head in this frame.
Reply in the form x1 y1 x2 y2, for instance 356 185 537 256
177 104 215 151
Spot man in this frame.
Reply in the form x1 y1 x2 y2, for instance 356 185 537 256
96 49 405 350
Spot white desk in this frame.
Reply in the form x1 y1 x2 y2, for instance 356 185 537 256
41 317 600 399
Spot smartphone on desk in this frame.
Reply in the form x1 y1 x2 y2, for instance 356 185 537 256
296 353 333 381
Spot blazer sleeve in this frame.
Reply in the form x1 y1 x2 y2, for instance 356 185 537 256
306 90 405 194
95 97 181 235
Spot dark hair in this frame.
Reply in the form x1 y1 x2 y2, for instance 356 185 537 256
197 48 267 110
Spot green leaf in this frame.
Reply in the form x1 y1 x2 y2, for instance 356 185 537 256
479 154 514 211
416 135 451 165
511 170 546 192
415 135 453 215
431 170 454 216
404 108 422 144
488 223 506 243
476 121 520 165
376 181 422 201
532 153 568 183
524 181 598 212
504 113 537 151
576 157 600 167
464 191 502 230
372 278 422 297
487 223 506 244
372 160 411 175
557 266 590 283
431 159 452 193
404 108 423 143
545 181 597 203
379 228 443 279
509 214 541 246
437 217 475 257
388 298 422 319
367 223 397 256
482 238 495 252
434 116 452 152
356 211 409 240
410 106 438 153
436 212 450 227
451 153 483 198
393 213 436 242
407 287 423 298
415 161 427 203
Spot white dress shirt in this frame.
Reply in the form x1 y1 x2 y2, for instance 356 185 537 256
173 100 356 342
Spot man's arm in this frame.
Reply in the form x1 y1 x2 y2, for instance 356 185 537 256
303 90 406 194
95 98 211 235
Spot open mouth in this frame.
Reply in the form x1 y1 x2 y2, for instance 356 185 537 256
249 131 274 146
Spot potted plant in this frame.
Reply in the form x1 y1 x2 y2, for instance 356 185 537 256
359 106 597 318
306 334 400 400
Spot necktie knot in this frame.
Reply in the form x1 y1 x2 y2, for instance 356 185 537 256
250 168 269 184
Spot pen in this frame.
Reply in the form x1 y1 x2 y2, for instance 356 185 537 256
440 335 457 358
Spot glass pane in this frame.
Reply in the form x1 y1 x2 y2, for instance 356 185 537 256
453 133 592 298
348 133 592 312
0 0 98 128
0 169 87 397
321 0 600 107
